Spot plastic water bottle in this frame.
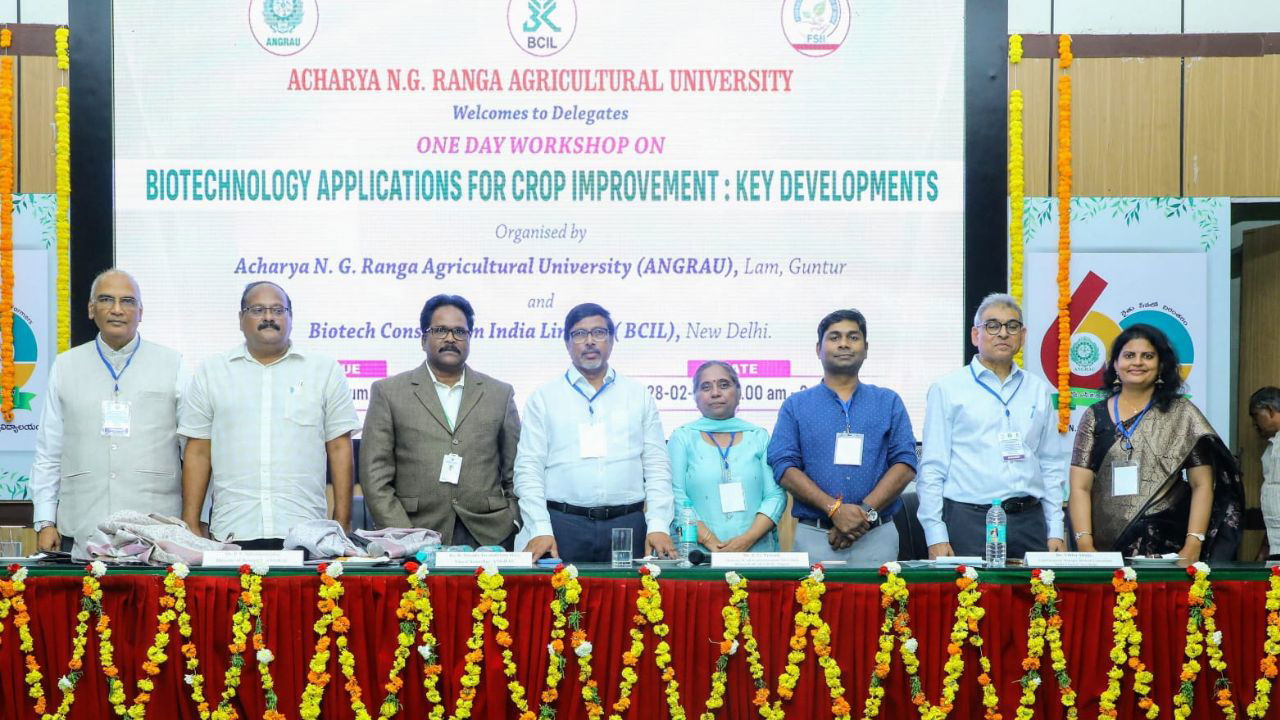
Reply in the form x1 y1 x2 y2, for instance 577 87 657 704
414 538 441 568
985 499 1007 568
678 499 698 567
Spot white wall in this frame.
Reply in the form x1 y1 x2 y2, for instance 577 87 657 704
1011 0 1280 34
0 0 67 24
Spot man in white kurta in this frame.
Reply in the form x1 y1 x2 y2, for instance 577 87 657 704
31 270 187 552
179 282 359 547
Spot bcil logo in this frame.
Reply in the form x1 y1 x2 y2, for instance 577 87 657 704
249 0 320 56
781 0 851 57
508 0 577 57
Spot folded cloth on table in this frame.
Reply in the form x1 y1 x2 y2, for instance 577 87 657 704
354 527 442 559
283 519 366 559
81 510 240 565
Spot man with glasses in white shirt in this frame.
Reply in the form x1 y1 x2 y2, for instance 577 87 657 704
918 292 1067 560
31 269 187 553
361 294 522 548
180 281 360 549
515 302 677 563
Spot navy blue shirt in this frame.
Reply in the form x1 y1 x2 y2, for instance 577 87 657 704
767 381 917 521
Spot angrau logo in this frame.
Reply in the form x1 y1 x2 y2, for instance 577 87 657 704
249 0 320 56
508 0 577 57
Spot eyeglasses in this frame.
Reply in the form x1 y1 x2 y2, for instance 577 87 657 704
569 328 611 343
94 295 139 309
427 326 471 339
243 305 291 317
979 319 1024 335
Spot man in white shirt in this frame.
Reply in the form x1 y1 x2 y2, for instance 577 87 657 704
31 269 187 552
1251 386 1280 558
180 281 360 549
515 302 677 563
918 293 1067 559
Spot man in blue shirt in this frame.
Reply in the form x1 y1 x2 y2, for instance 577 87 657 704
918 293 1066 559
768 309 917 565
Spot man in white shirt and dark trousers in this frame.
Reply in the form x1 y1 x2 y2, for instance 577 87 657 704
180 281 360 549
515 303 677 563
31 269 187 553
918 293 1068 559
1251 386 1280 559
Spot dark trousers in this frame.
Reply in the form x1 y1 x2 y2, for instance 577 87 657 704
943 499 1048 559
451 519 515 551
238 538 286 551
548 508 647 564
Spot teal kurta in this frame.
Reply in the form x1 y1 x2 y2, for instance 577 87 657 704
668 417 787 552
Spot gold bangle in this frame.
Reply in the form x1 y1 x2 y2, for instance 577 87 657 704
826 498 843 518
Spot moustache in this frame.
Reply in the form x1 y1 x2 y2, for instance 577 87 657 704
257 321 281 331
440 344 460 353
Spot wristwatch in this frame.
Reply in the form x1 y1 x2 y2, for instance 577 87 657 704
34 520 54 532
859 503 879 524
1187 532 1206 542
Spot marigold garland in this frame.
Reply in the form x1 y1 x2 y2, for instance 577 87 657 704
54 27 70 353
700 571 769 719
864 563 998 720
539 563 583 719
760 564 850 720
175 564 271 720
1008 34 1025 368
95 563 188 719
1016 569 1078 720
1055 33 1073 432
1100 567 1159 719
1174 563 1235 720
0 49 14 422
1245 566 1280 718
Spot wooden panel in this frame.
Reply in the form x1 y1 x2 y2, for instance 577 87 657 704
18 56 58 193
1184 56 1280 196
778 494 794 551
1009 58 1052 197
1050 57 1181 197
1238 225 1280 560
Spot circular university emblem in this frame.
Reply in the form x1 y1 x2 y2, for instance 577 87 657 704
1069 332 1106 376
249 0 319 56
508 0 577 57
781 0 851 57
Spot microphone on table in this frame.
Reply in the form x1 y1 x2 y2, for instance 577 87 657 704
688 549 711 566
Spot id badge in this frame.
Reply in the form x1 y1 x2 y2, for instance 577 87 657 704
719 482 746 513
834 432 863 466
578 423 607 458
998 431 1026 461
1113 463 1139 496
101 400 131 437
439 453 463 485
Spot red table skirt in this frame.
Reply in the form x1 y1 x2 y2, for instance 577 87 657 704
1 572 1276 719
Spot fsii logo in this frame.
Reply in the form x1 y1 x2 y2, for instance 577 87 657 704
508 0 577 57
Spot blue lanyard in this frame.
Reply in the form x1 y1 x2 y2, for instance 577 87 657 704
835 386 858 432
703 431 738 469
565 370 613 416
1112 395 1153 452
969 364 1024 418
95 336 140 394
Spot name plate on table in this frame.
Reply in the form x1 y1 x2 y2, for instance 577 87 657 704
434 551 532 569
1025 551 1124 568
203 550 304 567
711 552 810 568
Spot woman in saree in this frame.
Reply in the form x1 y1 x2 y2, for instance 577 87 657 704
669 361 786 552
1068 324 1242 561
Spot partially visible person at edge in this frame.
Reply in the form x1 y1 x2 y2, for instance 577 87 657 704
1068 323 1243 561
669 361 786 553
1250 386 1280 560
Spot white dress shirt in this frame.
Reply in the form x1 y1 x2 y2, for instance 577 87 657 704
1264 436 1279 486
514 366 674 547
917 356 1067 546
425 365 466 430
178 343 360 541
31 334 189 528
